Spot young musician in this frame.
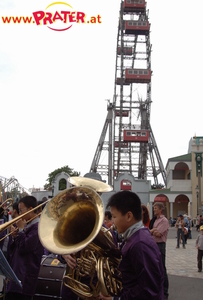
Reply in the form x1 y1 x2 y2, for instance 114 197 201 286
6 196 44 300
101 190 164 300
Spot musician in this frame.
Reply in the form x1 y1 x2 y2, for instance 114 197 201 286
101 190 164 300
104 210 114 228
5 196 44 300
11 202 19 219
3 202 20 260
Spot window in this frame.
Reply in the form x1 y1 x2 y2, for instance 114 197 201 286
58 178 67 190
141 132 146 136
126 131 131 136
128 70 133 74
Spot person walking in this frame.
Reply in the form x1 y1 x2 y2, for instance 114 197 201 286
195 225 203 272
149 202 169 300
188 216 193 239
175 214 186 249
196 215 200 231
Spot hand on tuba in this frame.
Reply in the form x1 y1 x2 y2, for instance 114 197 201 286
62 253 77 269
97 293 112 300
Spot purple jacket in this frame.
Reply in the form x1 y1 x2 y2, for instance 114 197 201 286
119 227 164 300
6 221 44 296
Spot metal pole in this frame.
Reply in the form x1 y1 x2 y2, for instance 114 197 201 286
198 170 202 215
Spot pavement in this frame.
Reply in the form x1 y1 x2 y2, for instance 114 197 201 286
166 227 203 299
166 227 201 278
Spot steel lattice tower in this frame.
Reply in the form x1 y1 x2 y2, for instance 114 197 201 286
90 0 166 187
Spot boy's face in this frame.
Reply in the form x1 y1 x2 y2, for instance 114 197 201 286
110 206 129 234
201 230 203 235
18 202 31 221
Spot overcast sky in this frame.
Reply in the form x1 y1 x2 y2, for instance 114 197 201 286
1 0 203 190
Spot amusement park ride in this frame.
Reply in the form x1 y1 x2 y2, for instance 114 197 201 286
90 0 166 187
1 1 166 200
0 175 29 201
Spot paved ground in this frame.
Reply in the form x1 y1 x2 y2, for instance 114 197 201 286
166 227 203 299
166 227 201 278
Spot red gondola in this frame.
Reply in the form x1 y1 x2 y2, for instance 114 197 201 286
123 129 149 143
125 20 149 35
125 69 151 83
123 0 146 13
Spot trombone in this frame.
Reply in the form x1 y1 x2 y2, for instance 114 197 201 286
0 211 43 242
0 199 50 234
0 198 13 215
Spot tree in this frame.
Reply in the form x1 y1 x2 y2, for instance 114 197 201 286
44 165 80 190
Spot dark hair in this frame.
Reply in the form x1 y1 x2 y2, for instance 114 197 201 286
18 196 37 209
105 210 112 219
141 204 150 225
107 190 142 221
12 201 19 214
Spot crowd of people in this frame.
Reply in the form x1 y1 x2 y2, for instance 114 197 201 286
0 190 202 300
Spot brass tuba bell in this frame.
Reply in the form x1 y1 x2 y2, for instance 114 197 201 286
38 186 104 255
38 185 122 299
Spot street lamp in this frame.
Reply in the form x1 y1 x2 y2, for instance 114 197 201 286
196 185 199 216
195 153 202 215
52 179 55 197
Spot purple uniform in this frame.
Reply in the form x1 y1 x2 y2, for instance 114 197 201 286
6 221 44 297
119 227 164 300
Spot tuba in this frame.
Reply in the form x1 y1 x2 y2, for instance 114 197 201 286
38 184 122 299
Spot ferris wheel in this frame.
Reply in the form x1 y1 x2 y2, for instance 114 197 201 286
90 0 166 187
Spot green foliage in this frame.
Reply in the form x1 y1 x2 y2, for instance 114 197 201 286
44 165 80 190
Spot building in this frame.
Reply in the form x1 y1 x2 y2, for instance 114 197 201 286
149 136 203 222
31 137 203 223
101 172 151 208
